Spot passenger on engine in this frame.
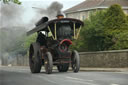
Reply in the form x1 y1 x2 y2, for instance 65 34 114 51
56 11 64 19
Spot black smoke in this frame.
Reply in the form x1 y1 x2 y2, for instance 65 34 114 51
31 1 63 26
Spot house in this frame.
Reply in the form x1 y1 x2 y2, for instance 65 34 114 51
64 0 128 21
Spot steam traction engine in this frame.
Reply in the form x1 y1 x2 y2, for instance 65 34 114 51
27 16 84 74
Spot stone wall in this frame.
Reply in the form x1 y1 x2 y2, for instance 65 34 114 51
79 50 128 67
1 50 128 68
1 55 29 66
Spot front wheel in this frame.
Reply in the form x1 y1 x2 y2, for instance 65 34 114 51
29 43 42 73
71 50 80 73
44 52 53 74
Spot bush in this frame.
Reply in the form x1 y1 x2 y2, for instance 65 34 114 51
72 4 128 51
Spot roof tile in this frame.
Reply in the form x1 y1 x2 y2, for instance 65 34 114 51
64 0 128 13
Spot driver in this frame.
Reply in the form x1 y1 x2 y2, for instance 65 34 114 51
56 11 64 19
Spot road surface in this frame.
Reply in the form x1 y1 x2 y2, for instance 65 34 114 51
0 66 128 85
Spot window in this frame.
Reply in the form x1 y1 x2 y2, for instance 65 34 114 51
82 16 86 21
57 25 72 39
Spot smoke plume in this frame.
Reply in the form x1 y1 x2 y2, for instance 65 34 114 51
0 3 24 28
0 1 63 65
0 3 26 65
45 1 63 19
31 1 63 26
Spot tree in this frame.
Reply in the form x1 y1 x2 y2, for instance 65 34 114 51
0 28 27 56
104 4 128 50
23 33 37 50
72 4 128 51
81 10 108 51
71 11 106 51
127 15 128 21
0 0 21 4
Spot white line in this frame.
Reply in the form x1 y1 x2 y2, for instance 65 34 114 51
66 76 97 85
37 75 57 84
111 84 119 85
66 76 93 82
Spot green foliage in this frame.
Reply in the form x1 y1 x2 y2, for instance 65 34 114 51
104 4 128 50
23 33 37 50
110 31 128 50
104 4 128 34
81 10 108 51
1 0 21 4
70 36 86 51
127 15 128 21
0 28 26 55
0 28 37 56
72 4 128 51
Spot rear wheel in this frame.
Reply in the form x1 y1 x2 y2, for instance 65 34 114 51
29 43 42 73
71 50 80 73
57 63 69 72
44 52 53 74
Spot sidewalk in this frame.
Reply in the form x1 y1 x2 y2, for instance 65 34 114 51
54 67 128 72
79 67 128 72
1 66 128 72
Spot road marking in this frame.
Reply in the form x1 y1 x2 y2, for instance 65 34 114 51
111 84 119 85
37 75 57 84
46 75 97 85
70 80 97 85
66 76 97 85
66 76 93 82
66 76 84 80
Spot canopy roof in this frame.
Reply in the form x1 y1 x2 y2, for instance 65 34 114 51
27 18 84 36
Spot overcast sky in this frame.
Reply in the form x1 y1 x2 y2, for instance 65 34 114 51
0 0 85 28
20 0 85 24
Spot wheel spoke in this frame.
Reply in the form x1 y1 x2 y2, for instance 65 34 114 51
71 50 80 73
29 43 42 73
44 52 53 74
